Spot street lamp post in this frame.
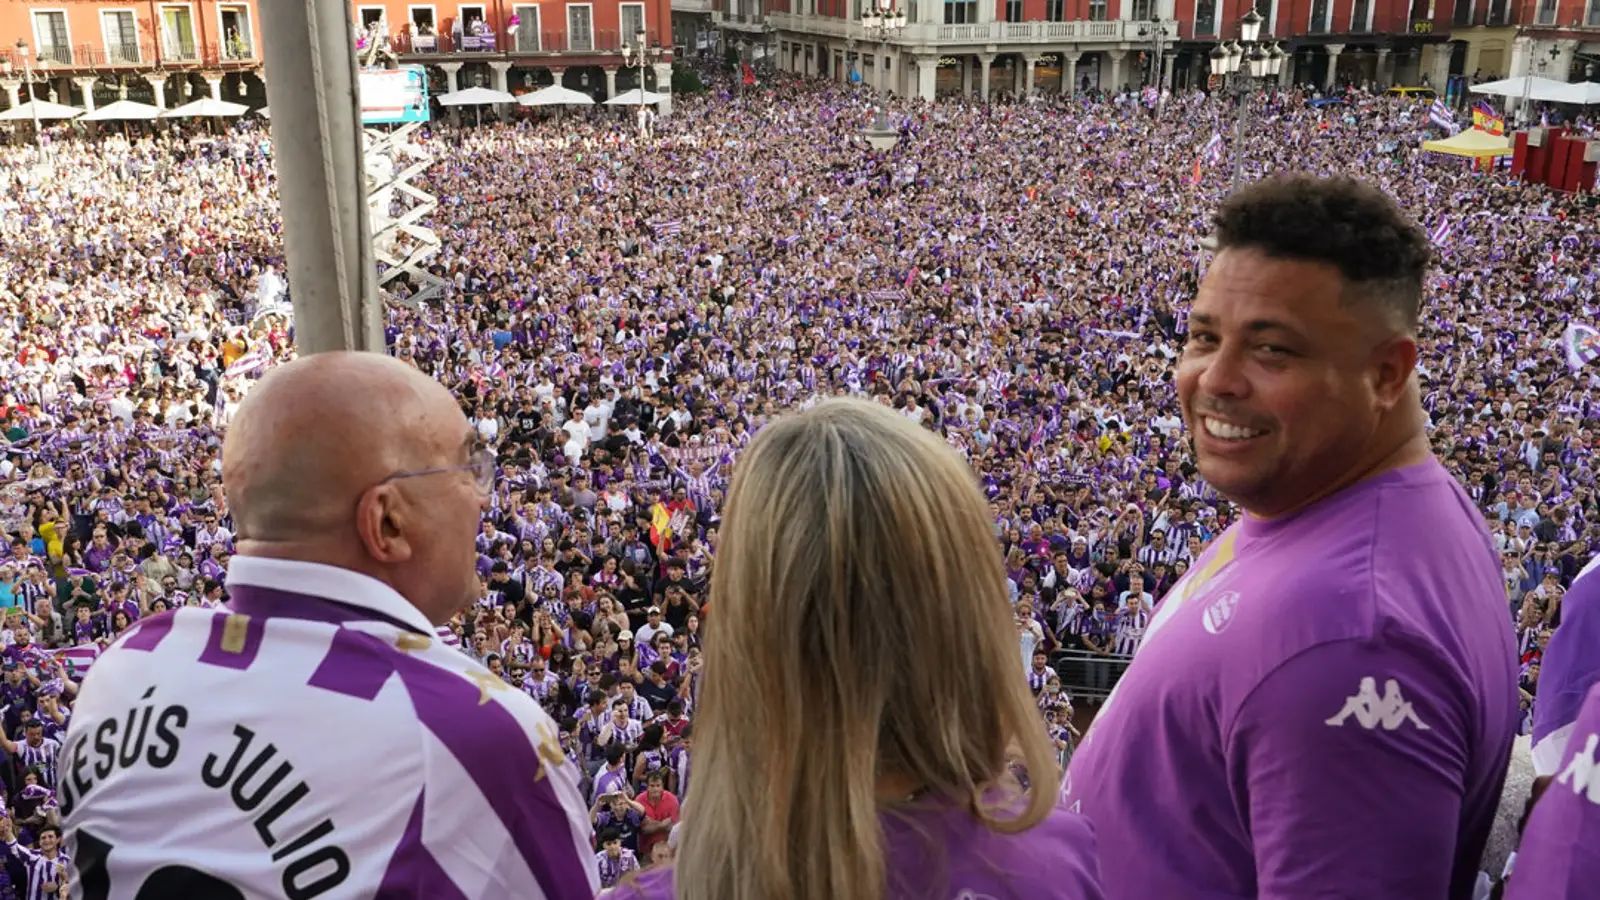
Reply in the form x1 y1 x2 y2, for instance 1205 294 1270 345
12 40 44 149
620 30 661 140
1209 8 1283 190
860 0 907 96
1137 0 1174 119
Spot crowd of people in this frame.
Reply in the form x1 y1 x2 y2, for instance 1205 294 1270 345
0 63 1597 896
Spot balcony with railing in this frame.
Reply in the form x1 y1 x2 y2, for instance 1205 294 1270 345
390 28 666 56
36 44 73 66
0 40 256 72
766 13 1171 45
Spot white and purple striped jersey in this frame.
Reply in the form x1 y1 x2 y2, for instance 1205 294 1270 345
1113 610 1151 657
14 737 62 790
59 556 599 899
2 841 69 900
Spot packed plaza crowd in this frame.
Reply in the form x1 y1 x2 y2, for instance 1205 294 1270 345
0 62 1596 895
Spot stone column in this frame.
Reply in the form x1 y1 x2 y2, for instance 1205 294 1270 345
978 52 995 101
1 78 21 111
143 73 169 110
961 56 973 95
604 66 619 99
1063 51 1080 94
439 61 464 93
1022 54 1040 95
74 76 99 112
1324 43 1345 89
549 66 566 89
489 60 512 93
1108 48 1126 93
1375 47 1391 88
1162 53 1174 90
653 62 674 116
206 74 224 100
1280 51 1296 87
914 53 937 101
1426 41 1452 94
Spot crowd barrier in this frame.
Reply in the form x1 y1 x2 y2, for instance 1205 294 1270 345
1051 647 1134 703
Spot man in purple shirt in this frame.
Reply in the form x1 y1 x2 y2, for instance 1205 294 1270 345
1066 176 1518 900
1507 680 1600 899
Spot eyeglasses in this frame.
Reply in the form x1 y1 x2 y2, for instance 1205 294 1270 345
379 447 497 493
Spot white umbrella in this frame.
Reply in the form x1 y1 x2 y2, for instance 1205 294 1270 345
255 106 270 118
162 96 249 118
81 99 164 122
604 89 666 106
0 99 84 121
1547 81 1600 106
436 86 515 106
1469 75 1571 103
518 84 595 107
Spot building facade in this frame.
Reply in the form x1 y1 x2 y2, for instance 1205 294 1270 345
741 0 1492 99
0 1 265 111
0 0 676 113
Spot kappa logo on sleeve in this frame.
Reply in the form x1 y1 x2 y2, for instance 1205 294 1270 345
1324 677 1432 732
1555 732 1600 806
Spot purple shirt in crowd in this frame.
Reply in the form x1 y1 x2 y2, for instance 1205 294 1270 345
1532 556 1600 775
1066 460 1518 899
1506 680 1600 899
605 793 1104 899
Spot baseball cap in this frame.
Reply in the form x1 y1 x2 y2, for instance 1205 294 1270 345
618 630 634 641
647 606 661 615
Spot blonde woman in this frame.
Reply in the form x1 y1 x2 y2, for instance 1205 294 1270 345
609 398 1103 900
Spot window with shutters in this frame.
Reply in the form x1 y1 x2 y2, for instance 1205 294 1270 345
568 4 594 51
514 4 540 50
160 5 198 60
1046 0 1067 20
219 4 254 59
1194 0 1217 34
31 10 72 65
1353 0 1373 30
620 3 647 44
100 10 140 64
943 0 978 23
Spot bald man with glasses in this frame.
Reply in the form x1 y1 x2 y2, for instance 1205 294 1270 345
58 352 597 899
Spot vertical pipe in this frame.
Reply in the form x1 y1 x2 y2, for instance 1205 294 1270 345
261 0 384 353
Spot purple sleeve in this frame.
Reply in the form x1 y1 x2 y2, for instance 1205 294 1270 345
1506 683 1600 900
1225 638 1468 899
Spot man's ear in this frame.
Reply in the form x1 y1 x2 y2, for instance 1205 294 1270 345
356 485 415 565
1369 335 1418 412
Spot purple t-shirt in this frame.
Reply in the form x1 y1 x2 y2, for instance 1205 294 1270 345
1532 556 1600 775
1065 459 1517 899
1507 680 1600 899
603 794 1104 899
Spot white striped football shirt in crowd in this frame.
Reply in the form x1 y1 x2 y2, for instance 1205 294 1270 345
1137 542 1182 568
60 556 598 899
1113 610 1151 657
16 737 62 789
3 841 69 900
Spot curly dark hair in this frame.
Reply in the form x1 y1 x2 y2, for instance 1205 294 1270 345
1213 175 1431 331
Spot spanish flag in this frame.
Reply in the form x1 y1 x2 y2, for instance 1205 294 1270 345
650 502 673 551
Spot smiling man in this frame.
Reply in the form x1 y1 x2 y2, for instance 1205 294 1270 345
1065 176 1517 900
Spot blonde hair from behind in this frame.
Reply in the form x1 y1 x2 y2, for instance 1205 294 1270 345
674 398 1060 900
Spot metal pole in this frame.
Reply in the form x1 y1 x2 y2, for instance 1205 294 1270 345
1231 75 1247 190
20 50 43 153
260 0 384 353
